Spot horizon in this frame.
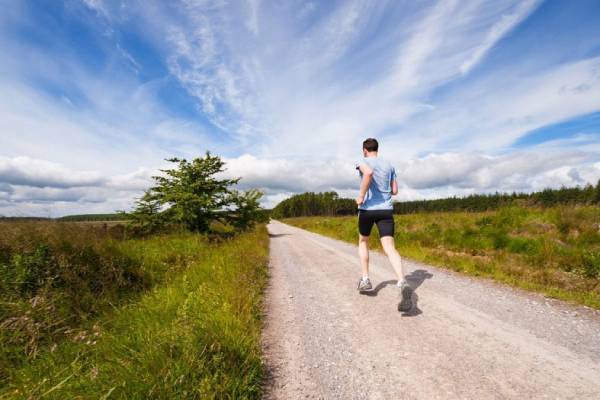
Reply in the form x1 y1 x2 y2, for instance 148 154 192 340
2 0 600 217
1 183 596 219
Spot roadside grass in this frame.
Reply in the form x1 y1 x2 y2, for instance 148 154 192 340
1 221 152 380
283 205 600 309
1 222 269 399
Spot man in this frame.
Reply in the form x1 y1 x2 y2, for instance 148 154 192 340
355 138 413 312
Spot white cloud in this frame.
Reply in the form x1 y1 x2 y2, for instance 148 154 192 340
0 156 156 217
397 150 592 191
151 0 565 162
459 0 540 75
106 168 156 191
1 145 598 216
222 147 600 202
223 154 356 193
0 183 14 193
0 156 104 188
402 56 600 153
81 0 108 17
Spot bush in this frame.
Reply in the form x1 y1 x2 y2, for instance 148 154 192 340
582 251 600 278
507 237 540 254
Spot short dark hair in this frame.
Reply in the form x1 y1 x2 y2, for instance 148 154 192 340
362 138 379 152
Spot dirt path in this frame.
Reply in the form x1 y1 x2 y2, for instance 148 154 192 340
261 220 600 400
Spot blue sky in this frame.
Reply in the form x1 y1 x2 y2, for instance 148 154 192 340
1 0 600 216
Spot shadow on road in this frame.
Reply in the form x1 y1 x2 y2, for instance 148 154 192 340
402 269 433 317
268 233 291 238
405 269 434 290
360 280 397 296
401 292 422 317
360 269 433 317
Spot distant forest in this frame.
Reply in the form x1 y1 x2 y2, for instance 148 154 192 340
0 214 125 221
271 181 600 218
58 213 125 221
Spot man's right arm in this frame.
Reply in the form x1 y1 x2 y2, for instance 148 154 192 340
356 163 373 205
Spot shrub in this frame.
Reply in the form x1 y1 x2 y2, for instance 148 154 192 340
582 251 600 279
507 237 540 254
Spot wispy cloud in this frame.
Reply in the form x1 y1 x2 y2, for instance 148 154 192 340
459 0 540 75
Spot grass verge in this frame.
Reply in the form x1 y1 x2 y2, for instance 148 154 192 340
1 224 269 399
283 206 600 309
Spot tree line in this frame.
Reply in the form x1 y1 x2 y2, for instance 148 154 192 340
270 192 356 218
271 181 600 218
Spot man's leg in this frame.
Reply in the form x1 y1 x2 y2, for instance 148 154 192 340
357 211 374 291
377 212 413 311
380 236 404 282
358 234 370 278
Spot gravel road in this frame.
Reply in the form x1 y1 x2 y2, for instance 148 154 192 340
261 220 600 400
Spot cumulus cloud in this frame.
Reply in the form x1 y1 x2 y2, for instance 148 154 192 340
2 146 599 217
106 168 156 191
0 183 14 193
10 187 101 203
397 150 591 191
222 154 356 193
223 149 600 201
0 156 154 216
0 156 105 188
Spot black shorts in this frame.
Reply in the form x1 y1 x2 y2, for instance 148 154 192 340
358 209 395 237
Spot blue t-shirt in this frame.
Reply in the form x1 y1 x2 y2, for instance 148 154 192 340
355 157 396 210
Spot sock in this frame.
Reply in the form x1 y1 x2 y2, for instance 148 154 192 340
397 280 406 287
362 275 369 281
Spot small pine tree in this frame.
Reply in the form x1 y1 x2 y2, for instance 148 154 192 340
128 152 264 233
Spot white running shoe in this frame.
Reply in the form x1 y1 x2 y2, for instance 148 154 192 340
357 277 373 291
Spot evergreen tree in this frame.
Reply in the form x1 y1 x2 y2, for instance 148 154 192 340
128 153 264 233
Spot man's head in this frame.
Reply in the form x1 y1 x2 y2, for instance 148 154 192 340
362 138 379 157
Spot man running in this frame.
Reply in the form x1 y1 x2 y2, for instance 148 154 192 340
355 138 413 312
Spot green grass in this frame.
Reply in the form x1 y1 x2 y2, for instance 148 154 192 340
283 205 600 309
1 222 269 399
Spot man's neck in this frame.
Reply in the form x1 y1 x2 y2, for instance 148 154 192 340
365 151 378 158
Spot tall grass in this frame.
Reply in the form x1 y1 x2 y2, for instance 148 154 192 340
1 222 269 399
284 205 600 309
0 222 151 381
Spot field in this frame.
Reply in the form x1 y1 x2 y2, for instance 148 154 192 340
0 221 269 399
284 205 600 309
